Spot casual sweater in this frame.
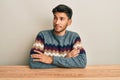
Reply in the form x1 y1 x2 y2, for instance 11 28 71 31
29 29 87 68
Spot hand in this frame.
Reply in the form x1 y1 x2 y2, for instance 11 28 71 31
31 50 53 64
65 47 80 58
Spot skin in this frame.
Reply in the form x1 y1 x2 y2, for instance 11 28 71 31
31 12 80 64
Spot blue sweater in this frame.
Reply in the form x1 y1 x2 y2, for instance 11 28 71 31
29 30 87 68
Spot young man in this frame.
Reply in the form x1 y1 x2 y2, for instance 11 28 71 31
29 4 87 68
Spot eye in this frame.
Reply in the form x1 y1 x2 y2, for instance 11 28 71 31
60 17 64 21
54 16 56 20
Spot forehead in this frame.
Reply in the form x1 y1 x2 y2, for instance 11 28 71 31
53 12 68 18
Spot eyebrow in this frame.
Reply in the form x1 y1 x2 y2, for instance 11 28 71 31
54 15 65 18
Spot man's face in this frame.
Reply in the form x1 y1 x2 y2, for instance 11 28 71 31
53 12 71 33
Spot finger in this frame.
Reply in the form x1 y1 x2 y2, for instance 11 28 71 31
33 59 40 62
73 48 80 53
34 50 42 54
72 48 77 51
31 54 41 58
31 54 37 58
71 50 78 54
73 53 79 57
73 48 79 53
72 50 79 56
72 53 77 57
76 50 80 53
75 54 79 57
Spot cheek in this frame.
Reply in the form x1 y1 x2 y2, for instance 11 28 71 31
53 19 55 23
53 20 56 25
62 21 69 26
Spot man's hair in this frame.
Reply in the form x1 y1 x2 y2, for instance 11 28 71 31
52 4 73 19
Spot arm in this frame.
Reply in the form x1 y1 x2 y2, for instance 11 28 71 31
29 59 57 69
52 48 87 68
30 48 86 68
29 33 58 68
31 47 86 68
29 50 58 69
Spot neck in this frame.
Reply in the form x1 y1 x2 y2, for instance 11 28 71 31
54 30 66 36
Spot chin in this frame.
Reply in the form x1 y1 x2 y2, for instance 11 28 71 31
54 28 61 32
54 30 61 33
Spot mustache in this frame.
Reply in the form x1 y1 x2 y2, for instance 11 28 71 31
54 24 61 27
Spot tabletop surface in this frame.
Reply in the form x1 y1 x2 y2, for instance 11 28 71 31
0 65 120 80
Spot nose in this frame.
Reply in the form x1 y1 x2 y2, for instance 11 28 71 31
56 19 60 25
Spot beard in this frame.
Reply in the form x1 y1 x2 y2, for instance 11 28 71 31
54 26 67 33
53 24 68 33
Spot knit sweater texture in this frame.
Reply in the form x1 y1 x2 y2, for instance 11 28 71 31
29 29 87 68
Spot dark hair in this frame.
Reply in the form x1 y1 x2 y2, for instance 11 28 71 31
52 4 73 19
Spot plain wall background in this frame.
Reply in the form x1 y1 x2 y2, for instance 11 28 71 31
0 0 120 65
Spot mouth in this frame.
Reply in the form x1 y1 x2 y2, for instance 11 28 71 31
54 25 61 29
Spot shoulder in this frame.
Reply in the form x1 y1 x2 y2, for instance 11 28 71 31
37 29 52 36
35 30 53 39
65 30 81 42
67 30 80 37
38 29 52 34
66 30 81 42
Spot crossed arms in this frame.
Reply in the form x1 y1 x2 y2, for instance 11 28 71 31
29 47 87 68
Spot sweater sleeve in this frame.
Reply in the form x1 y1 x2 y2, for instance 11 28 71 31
29 57 58 69
29 32 58 68
52 33 87 68
53 49 87 68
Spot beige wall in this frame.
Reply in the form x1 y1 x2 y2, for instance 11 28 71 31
0 0 120 65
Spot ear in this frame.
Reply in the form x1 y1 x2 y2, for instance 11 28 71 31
68 19 72 26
